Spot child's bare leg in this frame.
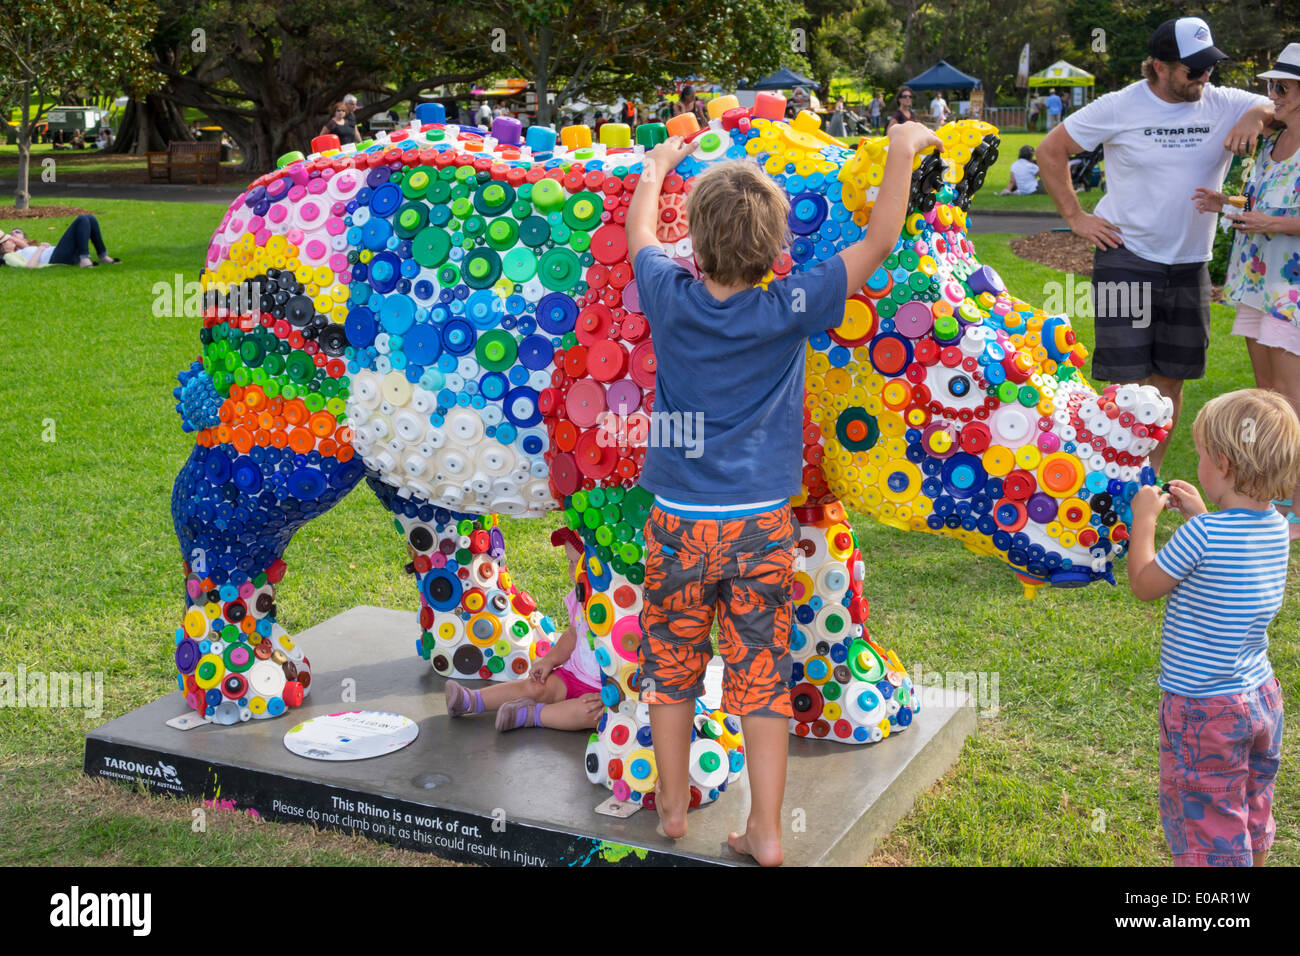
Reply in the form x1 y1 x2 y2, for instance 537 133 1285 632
727 715 787 867
1254 850 1268 867
538 692 603 730
649 699 694 838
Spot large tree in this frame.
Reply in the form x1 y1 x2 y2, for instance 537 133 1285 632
482 0 806 128
144 0 497 172
811 0 903 94
0 0 156 208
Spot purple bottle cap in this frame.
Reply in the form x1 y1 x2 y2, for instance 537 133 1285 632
1026 492 1058 524
491 117 522 147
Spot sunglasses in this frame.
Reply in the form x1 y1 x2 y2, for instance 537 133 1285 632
1267 79 1297 95
1179 63 1213 81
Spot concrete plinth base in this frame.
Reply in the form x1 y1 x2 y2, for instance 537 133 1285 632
85 607 974 866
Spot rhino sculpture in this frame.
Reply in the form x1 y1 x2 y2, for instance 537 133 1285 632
171 94 1171 811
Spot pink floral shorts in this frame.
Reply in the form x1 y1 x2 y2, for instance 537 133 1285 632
1159 676 1283 866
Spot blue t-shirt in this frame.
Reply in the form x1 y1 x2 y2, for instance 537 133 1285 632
632 246 848 504
1153 508 1288 696
1046 94 1062 115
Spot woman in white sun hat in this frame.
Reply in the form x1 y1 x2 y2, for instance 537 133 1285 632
1195 42 1300 536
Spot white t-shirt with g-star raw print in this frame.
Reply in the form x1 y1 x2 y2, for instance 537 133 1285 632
1063 80 1269 265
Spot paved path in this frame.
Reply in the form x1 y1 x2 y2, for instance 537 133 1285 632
5 181 1069 236
969 212 1067 235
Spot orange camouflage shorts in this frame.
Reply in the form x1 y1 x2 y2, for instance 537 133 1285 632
638 502 797 718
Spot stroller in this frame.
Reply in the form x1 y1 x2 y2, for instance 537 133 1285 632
1069 144 1104 192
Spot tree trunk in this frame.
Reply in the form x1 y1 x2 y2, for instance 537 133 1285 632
14 135 31 210
109 94 193 154
13 80 32 210
534 26 554 128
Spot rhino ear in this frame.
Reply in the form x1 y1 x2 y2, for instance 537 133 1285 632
907 152 946 214
951 133 1001 210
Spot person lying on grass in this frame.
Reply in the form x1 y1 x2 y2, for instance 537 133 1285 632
0 216 120 269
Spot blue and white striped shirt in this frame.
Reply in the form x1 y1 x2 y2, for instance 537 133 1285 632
1154 508 1289 696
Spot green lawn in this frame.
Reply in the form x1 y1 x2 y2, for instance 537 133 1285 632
0 201 1293 866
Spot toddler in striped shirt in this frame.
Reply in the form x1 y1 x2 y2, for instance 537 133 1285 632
1128 388 1300 866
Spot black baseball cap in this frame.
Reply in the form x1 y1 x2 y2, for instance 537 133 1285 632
1149 17 1228 71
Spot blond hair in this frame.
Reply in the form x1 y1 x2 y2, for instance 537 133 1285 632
1192 389 1300 500
685 161 790 286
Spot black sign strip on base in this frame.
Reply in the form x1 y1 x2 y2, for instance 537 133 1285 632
83 736 717 867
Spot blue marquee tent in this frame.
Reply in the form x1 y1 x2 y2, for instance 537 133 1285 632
904 60 981 91
742 67 818 91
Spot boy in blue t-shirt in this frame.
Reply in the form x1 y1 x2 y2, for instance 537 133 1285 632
1128 388 1300 866
625 121 940 865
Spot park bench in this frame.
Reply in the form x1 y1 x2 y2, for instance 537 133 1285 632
146 141 221 184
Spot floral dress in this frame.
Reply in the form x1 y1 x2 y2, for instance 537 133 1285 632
1225 132 1300 324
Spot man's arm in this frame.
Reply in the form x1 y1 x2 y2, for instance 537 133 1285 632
1037 124 1123 249
838 122 942 292
1225 100 1276 156
627 135 699 263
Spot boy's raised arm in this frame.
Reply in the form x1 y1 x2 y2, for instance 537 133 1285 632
838 122 942 293
1127 485 1181 601
627 136 700 263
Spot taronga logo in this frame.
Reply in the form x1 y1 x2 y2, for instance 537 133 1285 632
1194 26 1209 41
102 756 182 786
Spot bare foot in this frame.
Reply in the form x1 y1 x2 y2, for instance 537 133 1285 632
654 780 687 839
728 823 784 867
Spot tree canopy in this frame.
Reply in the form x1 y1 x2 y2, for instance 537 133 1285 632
0 0 155 207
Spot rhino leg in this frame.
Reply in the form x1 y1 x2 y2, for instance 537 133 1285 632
787 500 920 743
170 430 366 723
560 487 748 809
367 476 545 681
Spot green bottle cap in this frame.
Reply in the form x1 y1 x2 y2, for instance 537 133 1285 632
636 123 667 148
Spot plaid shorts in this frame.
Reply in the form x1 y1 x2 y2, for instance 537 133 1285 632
1091 245 1211 382
1159 676 1283 866
638 503 797 718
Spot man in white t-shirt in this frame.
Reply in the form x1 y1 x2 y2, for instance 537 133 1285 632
1037 16 1274 473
